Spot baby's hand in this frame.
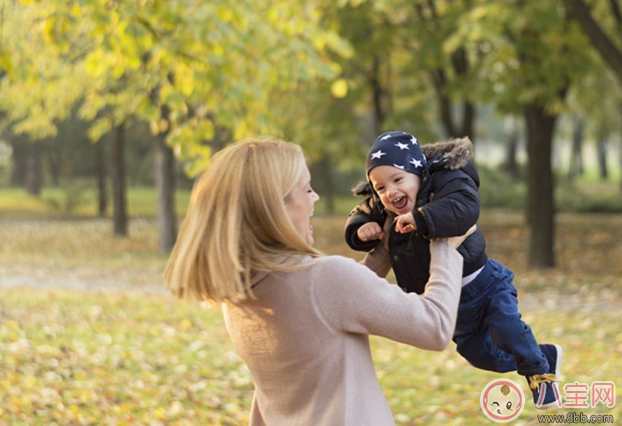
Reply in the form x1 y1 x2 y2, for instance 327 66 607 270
357 222 384 242
395 212 417 234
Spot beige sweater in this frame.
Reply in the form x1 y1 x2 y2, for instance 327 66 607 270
222 241 463 426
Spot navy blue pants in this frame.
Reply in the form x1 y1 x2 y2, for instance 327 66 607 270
453 259 548 376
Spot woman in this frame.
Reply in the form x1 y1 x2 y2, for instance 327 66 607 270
165 137 473 426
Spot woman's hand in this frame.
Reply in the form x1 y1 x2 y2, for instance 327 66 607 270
444 225 477 249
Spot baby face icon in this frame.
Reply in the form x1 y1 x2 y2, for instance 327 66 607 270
487 384 519 416
480 379 525 423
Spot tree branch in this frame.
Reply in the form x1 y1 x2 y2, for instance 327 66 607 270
564 0 622 85
608 0 622 28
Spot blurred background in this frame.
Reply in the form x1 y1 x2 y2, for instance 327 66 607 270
1 1 621 424
1 0 621 262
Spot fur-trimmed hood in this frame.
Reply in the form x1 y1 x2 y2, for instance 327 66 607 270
422 137 473 170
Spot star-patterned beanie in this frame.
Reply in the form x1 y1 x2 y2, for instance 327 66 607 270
365 131 427 178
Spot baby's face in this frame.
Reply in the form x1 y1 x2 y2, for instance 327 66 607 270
369 165 421 215
485 384 521 417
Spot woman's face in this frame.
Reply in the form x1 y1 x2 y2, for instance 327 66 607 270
285 165 320 245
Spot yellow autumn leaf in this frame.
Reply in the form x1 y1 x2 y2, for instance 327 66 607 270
196 119 214 140
70 3 82 18
233 121 249 140
154 407 167 419
330 78 348 99
149 119 160 135
159 119 169 133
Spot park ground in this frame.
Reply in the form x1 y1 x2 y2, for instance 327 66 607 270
1 210 621 425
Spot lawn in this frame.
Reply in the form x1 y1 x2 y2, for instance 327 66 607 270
1 210 621 425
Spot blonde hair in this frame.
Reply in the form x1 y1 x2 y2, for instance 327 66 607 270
164 137 321 304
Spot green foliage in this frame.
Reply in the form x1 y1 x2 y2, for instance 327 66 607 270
447 0 593 114
478 166 622 213
0 4 84 138
567 60 622 142
557 182 622 213
1 0 352 175
1 0 620 212
477 165 527 210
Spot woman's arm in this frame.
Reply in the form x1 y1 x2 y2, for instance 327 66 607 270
315 241 463 351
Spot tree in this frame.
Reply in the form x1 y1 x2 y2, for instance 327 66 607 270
564 0 622 192
567 115 585 182
503 115 521 180
337 0 482 142
109 121 128 236
447 1 592 268
274 0 484 213
94 137 107 217
408 0 479 140
2 0 348 251
564 0 622 85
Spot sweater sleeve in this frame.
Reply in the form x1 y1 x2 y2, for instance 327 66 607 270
313 242 463 351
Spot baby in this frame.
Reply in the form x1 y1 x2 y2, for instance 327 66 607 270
345 131 562 409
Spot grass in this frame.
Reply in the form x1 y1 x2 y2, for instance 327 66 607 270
0 175 620 219
1 194 622 424
0 187 191 219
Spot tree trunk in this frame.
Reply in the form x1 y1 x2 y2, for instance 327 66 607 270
596 136 608 180
110 122 128 236
504 115 520 180
524 103 558 268
317 153 335 215
46 141 62 187
460 101 476 140
619 105 622 193
453 48 475 140
370 55 388 135
155 130 177 253
430 69 456 138
567 116 585 182
95 139 108 217
25 142 42 196
150 80 178 253
10 135 27 187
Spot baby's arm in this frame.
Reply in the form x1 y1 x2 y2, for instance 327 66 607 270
357 222 384 242
344 196 387 252
417 172 479 239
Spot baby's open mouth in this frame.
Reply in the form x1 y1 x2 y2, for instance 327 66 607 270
392 196 407 211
